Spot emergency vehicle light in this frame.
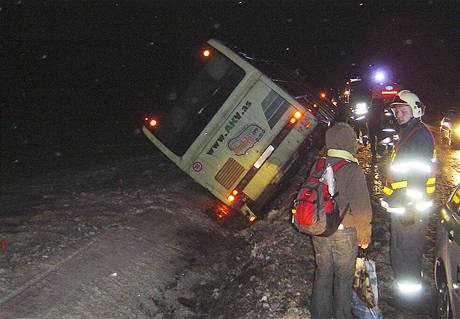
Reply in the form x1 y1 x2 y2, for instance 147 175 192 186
381 90 398 95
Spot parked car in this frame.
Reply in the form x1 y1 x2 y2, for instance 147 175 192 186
435 184 460 319
440 109 460 149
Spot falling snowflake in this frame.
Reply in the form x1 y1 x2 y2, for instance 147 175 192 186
404 39 413 45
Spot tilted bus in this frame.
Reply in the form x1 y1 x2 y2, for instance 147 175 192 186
142 39 335 221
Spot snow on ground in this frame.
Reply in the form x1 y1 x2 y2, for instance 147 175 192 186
1 131 457 318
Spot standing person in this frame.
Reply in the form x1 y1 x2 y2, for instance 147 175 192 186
380 90 437 295
310 122 373 319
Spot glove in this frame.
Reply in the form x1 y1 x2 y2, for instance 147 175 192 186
357 228 371 249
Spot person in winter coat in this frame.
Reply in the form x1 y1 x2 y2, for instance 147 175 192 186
380 90 436 294
310 122 373 319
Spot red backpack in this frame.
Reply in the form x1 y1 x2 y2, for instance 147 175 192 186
292 157 350 236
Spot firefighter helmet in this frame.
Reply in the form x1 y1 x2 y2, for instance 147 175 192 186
390 90 425 118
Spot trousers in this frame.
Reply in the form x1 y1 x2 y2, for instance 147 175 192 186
311 228 358 319
390 211 430 281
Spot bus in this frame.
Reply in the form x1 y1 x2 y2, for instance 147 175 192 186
142 39 334 221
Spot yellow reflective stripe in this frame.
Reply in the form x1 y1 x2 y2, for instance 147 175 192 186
391 181 408 189
390 149 396 161
426 177 436 185
383 186 393 196
426 186 436 194
453 193 460 204
432 149 437 159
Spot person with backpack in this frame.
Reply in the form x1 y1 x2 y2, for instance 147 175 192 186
308 122 373 319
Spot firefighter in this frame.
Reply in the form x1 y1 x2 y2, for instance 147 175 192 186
380 90 436 295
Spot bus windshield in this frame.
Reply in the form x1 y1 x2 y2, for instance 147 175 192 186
151 47 245 156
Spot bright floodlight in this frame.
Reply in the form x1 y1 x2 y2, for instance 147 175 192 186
374 71 385 82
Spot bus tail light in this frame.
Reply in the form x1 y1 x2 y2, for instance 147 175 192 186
227 189 239 202
201 48 212 59
289 111 302 124
145 116 158 128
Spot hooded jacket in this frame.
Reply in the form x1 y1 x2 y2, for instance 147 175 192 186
323 122 372 245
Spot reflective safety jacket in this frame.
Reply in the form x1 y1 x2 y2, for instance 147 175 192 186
382 118 436 212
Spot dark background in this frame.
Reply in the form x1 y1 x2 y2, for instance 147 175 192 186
2 0 459 170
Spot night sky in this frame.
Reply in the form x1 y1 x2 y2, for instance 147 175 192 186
2 0 459 167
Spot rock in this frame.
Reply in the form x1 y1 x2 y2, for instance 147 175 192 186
212 288 220 299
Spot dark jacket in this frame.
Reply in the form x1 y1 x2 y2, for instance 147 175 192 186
323 122 373 246
393 118 434 163
386 117 435 200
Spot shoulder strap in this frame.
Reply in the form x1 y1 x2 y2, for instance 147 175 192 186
313 157 326 174
331 159 350 172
